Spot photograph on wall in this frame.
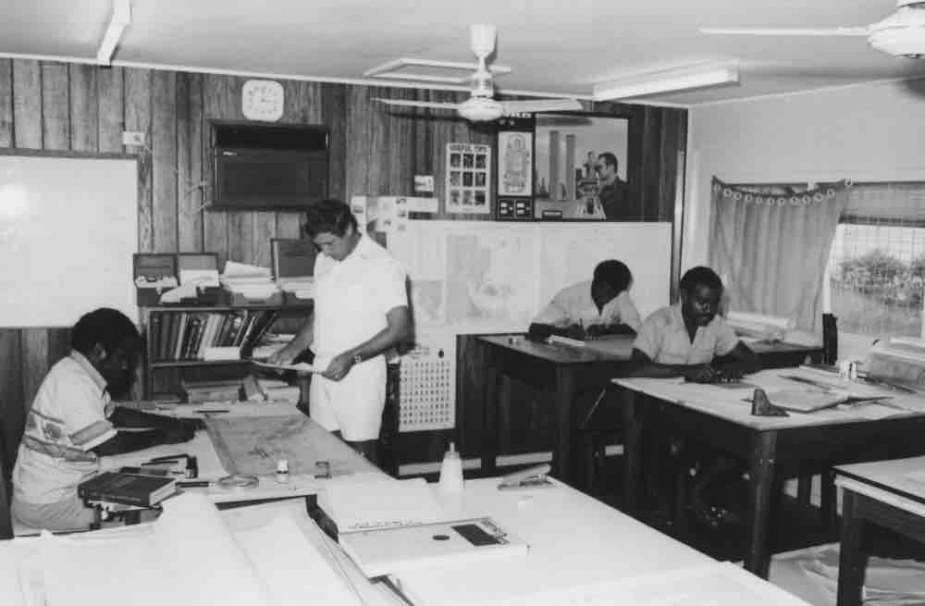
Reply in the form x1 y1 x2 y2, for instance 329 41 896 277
534 114 631 221
498 131 533 197
445 143 491 215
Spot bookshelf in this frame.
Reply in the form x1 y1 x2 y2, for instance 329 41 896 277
139 304 312 399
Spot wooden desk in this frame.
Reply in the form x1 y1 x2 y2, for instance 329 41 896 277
835 456 925 606
478 334 633 484
614 370 925 579
476 334 821 487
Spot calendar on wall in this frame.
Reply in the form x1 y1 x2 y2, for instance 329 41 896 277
397 332 456 432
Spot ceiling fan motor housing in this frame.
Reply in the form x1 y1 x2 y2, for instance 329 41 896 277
870 1 925 58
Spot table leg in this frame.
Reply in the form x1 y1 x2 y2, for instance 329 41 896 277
554 367 575 483
744 431 777 578
482 351 500 478
836 491 867 606
622 388 641 515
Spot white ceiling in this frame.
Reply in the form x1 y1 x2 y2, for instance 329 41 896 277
3 0 925 106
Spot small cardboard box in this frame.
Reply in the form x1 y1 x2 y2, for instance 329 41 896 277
134 254 178 307
227 290 284 307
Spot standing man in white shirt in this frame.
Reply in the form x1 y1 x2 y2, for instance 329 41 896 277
269 199 411 462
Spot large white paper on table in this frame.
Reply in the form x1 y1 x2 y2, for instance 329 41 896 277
318 477 444 532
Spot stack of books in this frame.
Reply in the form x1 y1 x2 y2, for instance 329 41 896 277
78 471 177 507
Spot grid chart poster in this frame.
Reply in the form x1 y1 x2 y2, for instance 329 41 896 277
445 143 491 214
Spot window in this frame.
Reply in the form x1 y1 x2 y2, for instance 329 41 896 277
825 182 925 357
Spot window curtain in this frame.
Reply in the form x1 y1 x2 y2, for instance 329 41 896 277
709 178 849 333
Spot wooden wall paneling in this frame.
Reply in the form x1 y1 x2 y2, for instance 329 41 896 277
40 62 70 151
412 90 433 191
69 64 98 152
0 330 23 472
97 67 124 153
640 107 663 221
151 71 178 253
176 72 204 252
428 90 458 218
0 60 13 147
46 328 70 367
321 83 347 205
124 68 153 252
387 87 416 197
658 109 686 222
367 86 390 196
201 74 237 263
12 60 42 149
344 85 372 201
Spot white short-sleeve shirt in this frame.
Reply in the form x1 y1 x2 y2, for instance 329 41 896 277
13 352 116 504
533 281 641 332
633 303 739 365
312 234 408 357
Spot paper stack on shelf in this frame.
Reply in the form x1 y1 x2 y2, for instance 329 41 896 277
865 337 925 389
278 276 315 299
257 377 301 403
726 311 792 342
221 261 278 300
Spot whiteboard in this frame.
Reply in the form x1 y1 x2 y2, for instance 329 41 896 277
0 154 137 328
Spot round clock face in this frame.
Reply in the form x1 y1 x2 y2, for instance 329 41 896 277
242 80 284 122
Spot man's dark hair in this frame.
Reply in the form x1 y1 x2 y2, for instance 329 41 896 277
304 199 358 237
71 308 141 355
593 260 633 294
598 152 618 170
679 266 724 294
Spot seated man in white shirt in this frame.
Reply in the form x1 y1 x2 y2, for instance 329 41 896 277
630 265 760 382
528 260 641 341
12 308 198 533
630 266 760 527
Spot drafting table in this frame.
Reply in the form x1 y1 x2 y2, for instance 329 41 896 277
477 334 822 487
614 368 925 579
835 456 925 606
103 403 383 504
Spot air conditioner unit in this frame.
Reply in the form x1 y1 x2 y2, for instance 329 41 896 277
211 122 329 211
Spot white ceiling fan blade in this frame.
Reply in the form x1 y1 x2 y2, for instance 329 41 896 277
700 26 870 36
501 98 583 115
373 98 461 111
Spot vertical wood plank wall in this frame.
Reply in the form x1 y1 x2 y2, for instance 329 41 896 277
0 59 687 470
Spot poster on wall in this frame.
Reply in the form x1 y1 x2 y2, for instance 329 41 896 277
445 143 491 214
498 131 533 197
534 113 631 221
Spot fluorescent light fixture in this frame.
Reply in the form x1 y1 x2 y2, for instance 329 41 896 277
364 57 511 84
592 61 739 101
96 0 132 66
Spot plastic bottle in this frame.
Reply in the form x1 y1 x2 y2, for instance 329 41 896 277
275 459 290 484
438 442 464 494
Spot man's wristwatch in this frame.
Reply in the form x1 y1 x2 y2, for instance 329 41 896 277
353 353 363 365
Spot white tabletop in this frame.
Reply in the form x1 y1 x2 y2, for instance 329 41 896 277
835 456 925 518
613 367 925 430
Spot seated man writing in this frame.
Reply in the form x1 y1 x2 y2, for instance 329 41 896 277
630 265 760 381
528 259 641 341
629 266 761 527
12 308 198 532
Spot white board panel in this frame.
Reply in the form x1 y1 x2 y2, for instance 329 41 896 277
0 154 138 328
388 220 671 334
536 222 672 321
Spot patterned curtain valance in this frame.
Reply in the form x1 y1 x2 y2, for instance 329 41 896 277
712 178 852 209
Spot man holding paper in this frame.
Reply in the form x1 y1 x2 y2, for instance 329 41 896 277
269 199 411 462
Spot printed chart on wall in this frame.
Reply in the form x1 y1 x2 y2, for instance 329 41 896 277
445 143 491 214
386 220 671 334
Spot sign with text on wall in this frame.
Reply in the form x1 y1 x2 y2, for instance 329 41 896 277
445 143 491 214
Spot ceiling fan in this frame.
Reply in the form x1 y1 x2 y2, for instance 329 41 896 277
373 24 582 122
701 0 925 58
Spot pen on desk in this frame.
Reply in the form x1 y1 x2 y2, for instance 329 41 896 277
194 409 230 414
177 480 213 488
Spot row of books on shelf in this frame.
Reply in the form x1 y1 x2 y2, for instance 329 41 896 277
149 309 279 361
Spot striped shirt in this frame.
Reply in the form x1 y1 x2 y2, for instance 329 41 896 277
13 351 116 504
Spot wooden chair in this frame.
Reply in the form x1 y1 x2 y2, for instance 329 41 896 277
0 421 13 540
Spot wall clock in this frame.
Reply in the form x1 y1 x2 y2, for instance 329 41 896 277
241 79 284 122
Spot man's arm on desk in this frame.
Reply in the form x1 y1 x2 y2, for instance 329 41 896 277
92 408 198 456
527 322 584 341
628 342 761 383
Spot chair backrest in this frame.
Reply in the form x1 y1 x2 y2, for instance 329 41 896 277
0 422 13 540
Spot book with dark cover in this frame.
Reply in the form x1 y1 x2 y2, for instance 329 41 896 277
78 471 177 507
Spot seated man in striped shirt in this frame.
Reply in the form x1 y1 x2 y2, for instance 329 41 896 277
12 308 198 533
